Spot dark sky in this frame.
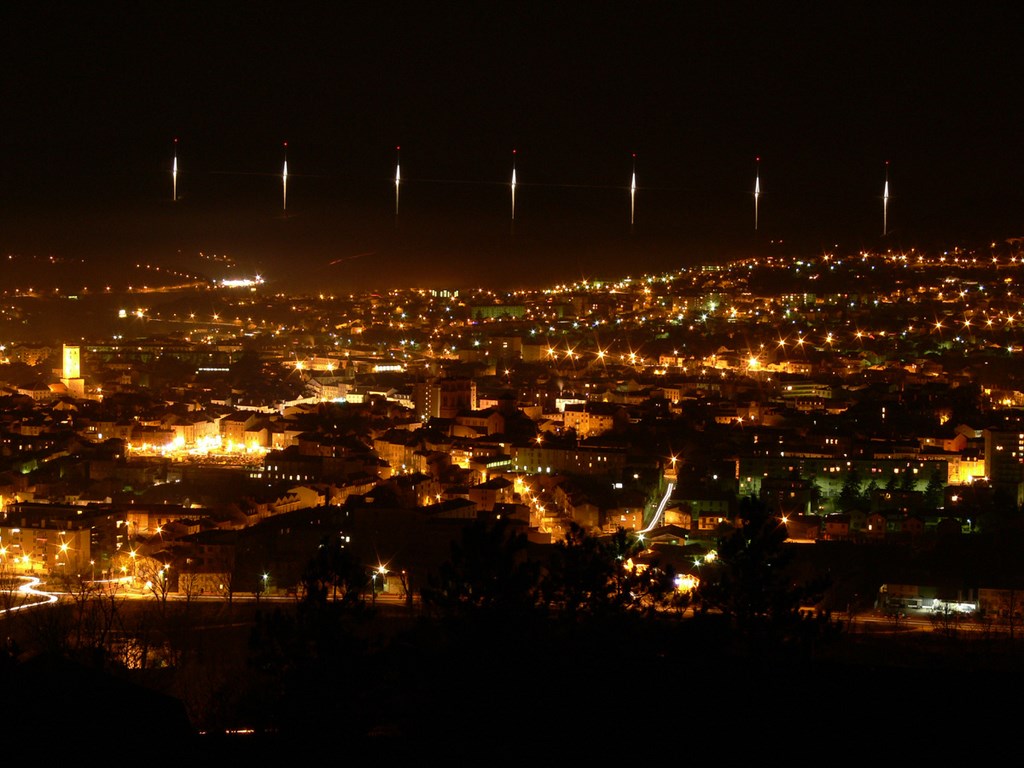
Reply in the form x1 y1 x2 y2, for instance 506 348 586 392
3 3 1023 290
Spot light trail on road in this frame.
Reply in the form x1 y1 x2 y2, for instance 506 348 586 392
0 576 58 615
639 482 674 535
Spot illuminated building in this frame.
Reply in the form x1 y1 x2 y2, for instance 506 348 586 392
562 402 623 438
511 443 626 478
62 344 80 379
60 343 85 398
416 377 477 420
983 429 1024 503
0 503 119 575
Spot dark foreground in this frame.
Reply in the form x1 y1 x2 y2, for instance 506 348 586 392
1 597 1018 759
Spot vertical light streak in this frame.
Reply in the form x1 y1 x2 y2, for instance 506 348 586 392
511 149 517 222
395 145 401 218
282 141 288 212
754 156 760 231
172 138 178 202
630 153 637 232
883 160 889 236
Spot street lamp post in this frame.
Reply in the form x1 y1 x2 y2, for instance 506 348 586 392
256 572 268 603
58 541 69 583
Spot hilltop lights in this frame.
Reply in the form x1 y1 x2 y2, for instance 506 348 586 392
218 275 265 288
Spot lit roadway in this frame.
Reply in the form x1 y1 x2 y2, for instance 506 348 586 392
3 577 418 608
2 574 993 633
841 610 1000 634
0 576 59 615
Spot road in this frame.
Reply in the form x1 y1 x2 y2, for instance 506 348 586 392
0 576 59 615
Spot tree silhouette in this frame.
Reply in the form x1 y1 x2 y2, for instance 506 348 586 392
925 469 945 508
300 535 368 609
422 517 541 620
899 468 917 492
136 556 174 608
541 523 676 620
807 478 824 513
865 479 879 506
697 496 833 651
838 469 866 512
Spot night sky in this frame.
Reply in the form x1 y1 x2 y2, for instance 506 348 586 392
3 3 1024 291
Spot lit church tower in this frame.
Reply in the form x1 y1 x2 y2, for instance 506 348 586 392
61 344 85 398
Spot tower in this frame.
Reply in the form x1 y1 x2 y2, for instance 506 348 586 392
61 344 85 398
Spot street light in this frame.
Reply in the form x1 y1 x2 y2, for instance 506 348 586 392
401 569 411 605
58 541 70 579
